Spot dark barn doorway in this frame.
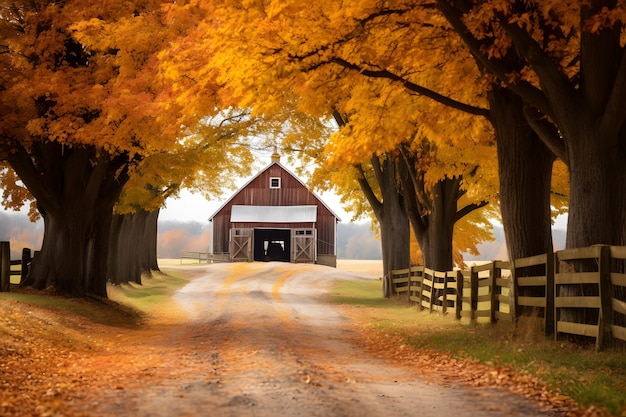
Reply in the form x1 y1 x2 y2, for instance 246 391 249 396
254 229 291 262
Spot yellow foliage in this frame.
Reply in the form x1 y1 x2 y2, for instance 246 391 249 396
0 0 185 160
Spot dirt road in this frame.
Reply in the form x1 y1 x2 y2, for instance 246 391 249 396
83 262 559 417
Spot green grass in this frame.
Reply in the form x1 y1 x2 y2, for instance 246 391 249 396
107 269 189 314
0 269 189 327
0 292 142 327
329 278 626 416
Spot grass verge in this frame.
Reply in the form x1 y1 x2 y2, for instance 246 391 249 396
0 290 142 328
328 278 626 416
107 269 189 316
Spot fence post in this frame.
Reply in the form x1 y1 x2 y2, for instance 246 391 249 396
441 271 449 315
455 270 464 320
510 260 518 323
0 241 10 292
490 261 498 323
470 265 478 323
598 245 613 350
21 248 32 284
545 252 555 336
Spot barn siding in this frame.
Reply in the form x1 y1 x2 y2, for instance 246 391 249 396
210 163 337 260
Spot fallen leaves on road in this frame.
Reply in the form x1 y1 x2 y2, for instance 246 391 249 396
339 305 613 417
0 289 617 417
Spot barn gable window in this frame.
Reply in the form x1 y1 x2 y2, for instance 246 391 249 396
269 177 281 189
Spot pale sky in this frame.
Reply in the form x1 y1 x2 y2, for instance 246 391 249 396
159 187 352 223
159 157 355 223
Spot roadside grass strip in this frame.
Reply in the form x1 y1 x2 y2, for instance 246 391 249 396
328 278 626 416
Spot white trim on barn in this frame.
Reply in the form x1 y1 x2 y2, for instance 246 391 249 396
231 205 317 223
208 160 341 222
209 157 340 267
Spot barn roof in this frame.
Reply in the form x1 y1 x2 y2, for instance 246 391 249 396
231 205 317 223
208 160 341 221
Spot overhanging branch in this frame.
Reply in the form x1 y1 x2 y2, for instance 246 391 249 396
332 57 490 117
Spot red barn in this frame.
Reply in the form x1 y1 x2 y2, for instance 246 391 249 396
209 155 340 267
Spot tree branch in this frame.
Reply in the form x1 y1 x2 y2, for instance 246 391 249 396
522 105 567 164
398 143 431 215
453 200 489 224
498 15 577 117
354 162 383 220
602 48 626 137
436 0 554 116
331 57 490 117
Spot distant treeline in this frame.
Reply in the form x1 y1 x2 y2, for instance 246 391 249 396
0 211 566 262
0 212 43 258
156 220 384 260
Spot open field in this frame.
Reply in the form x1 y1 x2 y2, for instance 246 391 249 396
336 259 383 277
158 258 384 277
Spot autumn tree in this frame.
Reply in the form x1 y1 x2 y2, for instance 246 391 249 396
311 4 561 261
169 3 500 282
435 0 625 249
396 139 497 270
325 112 408 294
179 0 569 271
0 1 185 297
108 109 267 285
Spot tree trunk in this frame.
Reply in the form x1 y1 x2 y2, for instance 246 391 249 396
565 132 626 248
86 208 114 296
108 208 161 285
9 143 129 298
423 180 456 270
488 88 555 260
23 209 88 295
378 167 411 294
145 209 160 272
397 145 486 271
356 155 410 297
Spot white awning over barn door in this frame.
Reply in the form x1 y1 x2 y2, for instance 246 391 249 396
230 205 317 223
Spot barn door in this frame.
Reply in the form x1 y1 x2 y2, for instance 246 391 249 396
230 228 252 262
292 229 316 263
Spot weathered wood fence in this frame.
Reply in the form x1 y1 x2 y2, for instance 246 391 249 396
0 242 34 292
179 251 229 264
390 245 626 351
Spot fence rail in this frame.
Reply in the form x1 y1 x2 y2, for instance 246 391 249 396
1 243 34 292
390 245 626 351
179 251 230 264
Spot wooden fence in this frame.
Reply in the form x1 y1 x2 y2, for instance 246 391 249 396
390 245 626 350
0 242 34 292
179 251 230 264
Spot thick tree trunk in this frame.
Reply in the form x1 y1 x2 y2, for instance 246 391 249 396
551 122 626 329
488 89 555 260
397 146 485 271
378 175 411 294
356 155 410 297
423 180 456 270
86 209 114 296
145 209 160 272
565 133 626 248
9 143 129 298
22 187 120 298
407 182 455 271
108 209 161 285
24 207 90 295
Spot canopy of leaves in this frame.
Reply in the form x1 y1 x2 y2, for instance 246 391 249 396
0 1 184 159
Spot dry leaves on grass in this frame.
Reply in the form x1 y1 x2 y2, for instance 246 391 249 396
0 288 617 417
339 305 612 417
0 295 152 417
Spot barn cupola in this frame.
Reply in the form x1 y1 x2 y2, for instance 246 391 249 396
271 149 280 163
